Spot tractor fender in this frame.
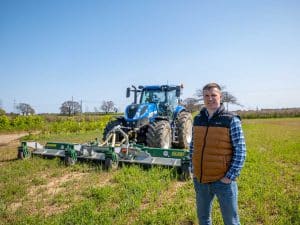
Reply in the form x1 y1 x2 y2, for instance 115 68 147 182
173 105 186 119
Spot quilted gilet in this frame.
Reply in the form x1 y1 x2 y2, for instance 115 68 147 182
192 106 234 183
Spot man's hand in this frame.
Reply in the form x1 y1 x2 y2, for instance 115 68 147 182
220 177 232 184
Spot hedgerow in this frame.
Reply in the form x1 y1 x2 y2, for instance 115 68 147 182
0 115 113 133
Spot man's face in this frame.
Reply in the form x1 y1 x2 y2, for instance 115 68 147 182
203 87 222 111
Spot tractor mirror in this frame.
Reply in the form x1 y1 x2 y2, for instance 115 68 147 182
126 88 130 98
176 88 181 97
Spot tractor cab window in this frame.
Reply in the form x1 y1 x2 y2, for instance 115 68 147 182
141 90 165 104
167 90 178 110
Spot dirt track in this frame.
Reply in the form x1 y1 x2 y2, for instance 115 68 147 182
0 133 28 146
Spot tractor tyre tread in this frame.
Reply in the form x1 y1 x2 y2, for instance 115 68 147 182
102 120 123 142
175 111 193 149
146 120 171 149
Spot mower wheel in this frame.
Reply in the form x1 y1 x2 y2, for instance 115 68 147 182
17 150 24 160
65 156 76 166
178 164 192 181
104 158 118 171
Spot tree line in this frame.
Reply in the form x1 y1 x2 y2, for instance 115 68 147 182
0 85 242 115
0 100 118 116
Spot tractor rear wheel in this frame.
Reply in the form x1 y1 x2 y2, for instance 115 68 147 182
103 120 123 142
176 112 193 149
146 120 171 149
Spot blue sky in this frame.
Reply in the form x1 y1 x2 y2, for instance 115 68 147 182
0 0 299 113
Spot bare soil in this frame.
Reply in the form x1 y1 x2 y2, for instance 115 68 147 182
0 133 30 162
0 132 29 146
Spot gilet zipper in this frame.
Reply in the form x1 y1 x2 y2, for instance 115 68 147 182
200 125 209 183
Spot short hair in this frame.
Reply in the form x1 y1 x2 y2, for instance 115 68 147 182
202 83 222 92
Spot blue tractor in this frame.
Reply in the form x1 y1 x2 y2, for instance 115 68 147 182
103 85 192 149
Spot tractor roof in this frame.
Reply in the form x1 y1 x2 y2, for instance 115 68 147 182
142 85 179 91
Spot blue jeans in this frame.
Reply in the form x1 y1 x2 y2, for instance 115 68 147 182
193 178 240 225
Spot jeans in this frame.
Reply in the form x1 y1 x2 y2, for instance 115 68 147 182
193 178 240 225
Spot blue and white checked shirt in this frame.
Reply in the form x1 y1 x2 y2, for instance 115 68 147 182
189 111 246 181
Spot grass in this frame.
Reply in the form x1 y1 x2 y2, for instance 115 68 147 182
0 118 299 225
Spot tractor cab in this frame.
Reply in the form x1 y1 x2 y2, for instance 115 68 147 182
139 85 180 117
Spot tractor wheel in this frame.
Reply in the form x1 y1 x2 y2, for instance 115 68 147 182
176 112 193 149
146 120 171 149
102 120 123 142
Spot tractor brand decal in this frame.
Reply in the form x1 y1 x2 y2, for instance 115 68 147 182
171 152 185 157
163 151 169 157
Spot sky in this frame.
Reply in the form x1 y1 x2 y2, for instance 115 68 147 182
0 0 299 113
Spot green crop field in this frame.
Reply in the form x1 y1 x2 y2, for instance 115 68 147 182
0 118 299 225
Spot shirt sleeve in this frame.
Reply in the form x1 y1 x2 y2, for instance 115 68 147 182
225 116 246 180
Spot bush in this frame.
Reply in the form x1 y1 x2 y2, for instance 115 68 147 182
0 114 114 134
0 115 10 130
0 108 6 116
0 115 45 132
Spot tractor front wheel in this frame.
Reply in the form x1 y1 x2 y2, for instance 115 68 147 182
176 112 193 149
146 120 171 149
103 119 124 142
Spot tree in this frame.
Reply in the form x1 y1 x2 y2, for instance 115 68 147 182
222 91 243 111
16 103 35 115
60 101 81 116
101 100 116 114
182 97 201 113
195 85 242 111
0 108 5 116
0 100 4 115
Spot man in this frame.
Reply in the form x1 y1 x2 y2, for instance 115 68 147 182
190 83 246 225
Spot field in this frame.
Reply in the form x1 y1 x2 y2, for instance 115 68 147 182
0 118 299 225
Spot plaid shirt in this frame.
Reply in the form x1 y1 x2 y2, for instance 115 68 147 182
189 110 246 181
